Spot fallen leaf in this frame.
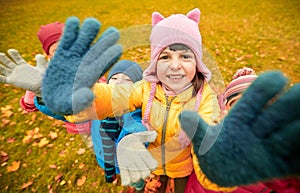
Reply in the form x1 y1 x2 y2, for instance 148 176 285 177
31 114 37 122
38 138 49 147
22 135 32 143
2 109 13 118
0 151 8 163
1 151 8 156
27 148 32 156
59 150 66 157
10 121 16 126
77 148 85 155
1 154 8 163
78 163 85 169
55 173 63 182
1 119 10 127
77 176 86 186
33 133 43 139
33 127 40 134
60 180 66 186
49 131 57 139
7 138 15 143
49 164 57 169
47 144 54 148
1 162 7 167
1 105 12 111
21 180 33 190
7 161 20 172
26 130 34 136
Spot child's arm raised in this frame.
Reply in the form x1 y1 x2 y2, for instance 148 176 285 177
180 71 300 187
0 49 47 96
42 16 122 115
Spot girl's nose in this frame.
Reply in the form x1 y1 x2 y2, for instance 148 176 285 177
170 59 181 70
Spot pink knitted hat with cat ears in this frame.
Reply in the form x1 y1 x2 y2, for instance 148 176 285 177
143 8 212 83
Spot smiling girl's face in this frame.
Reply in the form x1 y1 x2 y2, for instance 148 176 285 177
156 44 196 92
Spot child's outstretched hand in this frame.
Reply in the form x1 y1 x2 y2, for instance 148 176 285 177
117 131 158 186
0 49 47 96
42 17 122 115
180 71 300 187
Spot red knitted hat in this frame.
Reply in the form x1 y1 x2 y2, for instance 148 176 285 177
37 22 64 55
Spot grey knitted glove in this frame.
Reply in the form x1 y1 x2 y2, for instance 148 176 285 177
0 49 47 96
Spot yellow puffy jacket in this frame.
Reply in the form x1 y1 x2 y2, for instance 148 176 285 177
66 80 236 192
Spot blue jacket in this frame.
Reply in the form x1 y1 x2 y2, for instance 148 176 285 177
91 109 146 174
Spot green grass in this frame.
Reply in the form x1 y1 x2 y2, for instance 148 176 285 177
0 0 299 192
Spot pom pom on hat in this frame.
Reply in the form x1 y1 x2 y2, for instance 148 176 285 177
107 60 143 83
224 67 258 107
37 22 64 55
232 67 256 80
143 8 211 83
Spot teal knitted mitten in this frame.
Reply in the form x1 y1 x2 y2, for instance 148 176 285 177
180 71 300 187
42 17 122 115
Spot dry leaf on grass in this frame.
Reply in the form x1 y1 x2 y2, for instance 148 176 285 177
77 176 86 186
1 105 12 111
55 173 63 182
7 161 20 172
22 135 32 143
60 180 66 186
49 164 57 169
49 131 58 139
78 163 85 169
1 105 13 119
21 180 33 190
1 151 9 163
1 119 10 127
7 138 15 143
77 148 85 155
1 109 13 118
38 138 49 147
31 113 37 122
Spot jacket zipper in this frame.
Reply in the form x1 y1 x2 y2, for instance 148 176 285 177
161 94 176 175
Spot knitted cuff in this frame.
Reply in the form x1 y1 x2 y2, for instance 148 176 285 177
64 121 91 134
19 96 38 112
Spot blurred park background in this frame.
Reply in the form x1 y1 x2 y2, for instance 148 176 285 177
0 0 299 192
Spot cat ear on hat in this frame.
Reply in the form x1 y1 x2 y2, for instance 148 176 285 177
186 8 200 24
152 12 165 26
